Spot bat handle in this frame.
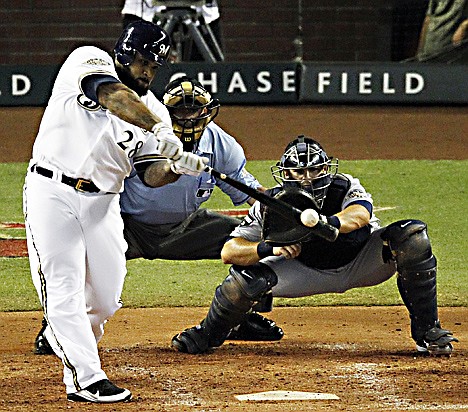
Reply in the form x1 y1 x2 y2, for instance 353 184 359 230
313 220 339 242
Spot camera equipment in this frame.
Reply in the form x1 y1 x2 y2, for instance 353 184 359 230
153 0 224 62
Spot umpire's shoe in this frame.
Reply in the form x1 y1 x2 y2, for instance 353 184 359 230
415 321 459 356
34 317 54 355
172 313 284 354
226 312 284 341
67 379 132 403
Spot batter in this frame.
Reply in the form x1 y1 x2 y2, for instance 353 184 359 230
23 21 206 403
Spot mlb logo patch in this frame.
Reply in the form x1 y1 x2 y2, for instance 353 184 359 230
196 188 213 198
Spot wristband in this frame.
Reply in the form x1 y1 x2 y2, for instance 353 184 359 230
151 122 170 134
257 241 274 259
326 215 341 230
169 162 181 175
151 123 160 134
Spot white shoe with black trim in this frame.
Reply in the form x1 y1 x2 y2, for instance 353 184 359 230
67 379 132 403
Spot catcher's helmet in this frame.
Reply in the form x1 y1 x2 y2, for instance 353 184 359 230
163 76 220 151
271 135 338 208
114 20 171 67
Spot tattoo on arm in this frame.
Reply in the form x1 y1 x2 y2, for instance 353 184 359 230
97 83 163 131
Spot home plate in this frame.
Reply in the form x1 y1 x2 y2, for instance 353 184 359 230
235 390 339 401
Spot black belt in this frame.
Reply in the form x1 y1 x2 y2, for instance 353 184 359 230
30 165 100 193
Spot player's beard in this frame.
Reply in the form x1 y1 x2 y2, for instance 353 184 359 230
116 66 148 97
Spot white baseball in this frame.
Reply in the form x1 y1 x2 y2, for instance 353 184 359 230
300 208 319 227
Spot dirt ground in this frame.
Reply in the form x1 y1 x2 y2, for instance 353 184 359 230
1 105 467 162
0 307 467 412
1 105 467 410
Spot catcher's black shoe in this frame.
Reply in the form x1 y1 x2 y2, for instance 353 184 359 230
226 312 284 341
34 317 54 355
415 321 458 356
67 379 132 403
172 324 213 354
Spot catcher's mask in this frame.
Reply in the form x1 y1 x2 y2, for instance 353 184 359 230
271 135 338 209
163 76 220 151
114 21 171 67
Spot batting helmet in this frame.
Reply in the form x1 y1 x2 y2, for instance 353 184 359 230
271 135 338 208
114 20 171 67
163 76 220 151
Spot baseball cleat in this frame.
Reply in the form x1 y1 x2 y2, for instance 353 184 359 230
415 340 456 357
226 312 284 341
34 318 54 355
172 325 212 354
415 321 458 357
67 379 132 403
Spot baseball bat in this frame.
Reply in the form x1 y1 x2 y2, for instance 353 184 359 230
205 167 339 242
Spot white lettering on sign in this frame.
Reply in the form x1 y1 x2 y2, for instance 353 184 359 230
228 72 247 93
359 72 372 94
406 73 424 94
318 72 331 93
163 69 426 98
382 73 395 94
168 70 296 95
283 70 296 92
198 73 218 93
341 73 348 94
316 71 425 95
12 74 31 96
257 71 271 93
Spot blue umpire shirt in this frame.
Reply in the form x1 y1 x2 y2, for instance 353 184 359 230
120 122 261 225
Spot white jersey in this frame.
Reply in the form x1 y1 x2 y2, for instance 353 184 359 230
31 46 171 193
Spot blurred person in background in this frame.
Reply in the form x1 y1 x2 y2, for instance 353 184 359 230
122 0 158 27
417 0 468 61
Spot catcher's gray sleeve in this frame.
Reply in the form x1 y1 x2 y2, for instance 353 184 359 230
230 201 263 242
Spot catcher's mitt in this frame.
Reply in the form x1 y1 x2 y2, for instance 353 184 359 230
262 187 320 246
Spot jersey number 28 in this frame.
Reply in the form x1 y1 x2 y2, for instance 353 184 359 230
118 131 143 158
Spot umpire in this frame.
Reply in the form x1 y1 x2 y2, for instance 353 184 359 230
172 135 459 356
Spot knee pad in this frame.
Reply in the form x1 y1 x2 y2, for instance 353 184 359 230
381 219 435 272
214 263 278 312
228 263 278 301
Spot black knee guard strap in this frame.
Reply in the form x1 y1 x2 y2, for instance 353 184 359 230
252 292 274 312
203 263 278 345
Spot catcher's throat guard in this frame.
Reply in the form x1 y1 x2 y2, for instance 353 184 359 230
262 187 320 246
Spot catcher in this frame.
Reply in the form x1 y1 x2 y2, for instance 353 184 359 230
172 135 459 356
